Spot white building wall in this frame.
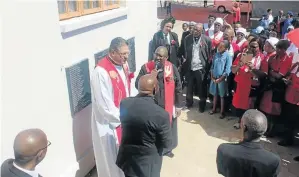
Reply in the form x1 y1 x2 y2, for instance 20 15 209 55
1 1 157 177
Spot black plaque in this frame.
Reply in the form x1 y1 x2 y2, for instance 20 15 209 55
127 37 136 72
65 59 91 116
94 37 136 72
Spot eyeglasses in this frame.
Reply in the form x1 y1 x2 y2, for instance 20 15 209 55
118 51 130 57
250 45 258 49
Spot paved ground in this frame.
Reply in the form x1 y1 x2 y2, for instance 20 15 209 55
88 8 299 177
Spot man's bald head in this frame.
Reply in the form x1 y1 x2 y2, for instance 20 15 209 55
14 129 48 166
223 28 235 41
138 74 158 95
241 109 267 141
155 46 168 57
193 23 204 37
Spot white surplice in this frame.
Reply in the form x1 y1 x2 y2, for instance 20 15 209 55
91 65 128 177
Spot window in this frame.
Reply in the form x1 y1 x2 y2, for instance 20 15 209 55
58 0 120 21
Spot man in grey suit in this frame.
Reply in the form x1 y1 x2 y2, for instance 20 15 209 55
184 23 212 112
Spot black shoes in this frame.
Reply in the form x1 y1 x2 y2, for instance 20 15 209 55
277 139 294 147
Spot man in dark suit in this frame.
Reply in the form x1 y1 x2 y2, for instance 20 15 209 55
116 74 172 177
184 23 212 112
216 109 281 177
151 17 180 67
135 46 183 158
273 10 285 36
1 129 50 177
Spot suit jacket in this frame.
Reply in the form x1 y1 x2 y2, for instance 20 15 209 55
134 63 184 109
1 159 42 177
217 141 281 177
178 31 191 59
116 96 172 177
151 30 180 67
184 34 212 74
273 15 285 34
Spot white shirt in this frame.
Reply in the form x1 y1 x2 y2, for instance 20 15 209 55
13 162 39 177
115 65 129 97
287 43 298 57
268 14 273 22
164 33 170 45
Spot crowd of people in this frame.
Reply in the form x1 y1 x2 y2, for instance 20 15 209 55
1 8 299 177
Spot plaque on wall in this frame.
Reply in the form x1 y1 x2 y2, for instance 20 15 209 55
94 37 136 72
65 59 92 116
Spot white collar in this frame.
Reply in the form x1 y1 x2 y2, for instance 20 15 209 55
13 162 39 177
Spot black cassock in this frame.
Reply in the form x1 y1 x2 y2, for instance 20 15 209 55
216 141 281 177
135 63 184 150
117 96 172 177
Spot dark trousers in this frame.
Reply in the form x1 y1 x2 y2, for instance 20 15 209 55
171 117 178 149
282 102 299 142
186 69 207 111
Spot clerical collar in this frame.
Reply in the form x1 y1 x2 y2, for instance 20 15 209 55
13 162 39 177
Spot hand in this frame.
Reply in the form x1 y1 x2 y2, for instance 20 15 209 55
175 108 182 117
238 61 244 67
215 78 222 83
183 57 186 63
245 61 253 69
282 78 291 85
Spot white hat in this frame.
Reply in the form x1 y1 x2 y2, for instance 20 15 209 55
266 37 279 49
287 25 294 30
189 21 196 26
253 26 264 34
214 18 223 26
236 27 247 36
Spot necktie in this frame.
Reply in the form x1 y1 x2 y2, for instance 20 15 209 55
194 37 199 44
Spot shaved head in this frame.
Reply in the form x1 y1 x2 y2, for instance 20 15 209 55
155 46 168 58
241 109 267 141
138 74 158 95
193 23 204 37
14 129 48 167
223 28 235 41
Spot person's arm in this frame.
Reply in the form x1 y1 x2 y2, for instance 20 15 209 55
91 67 121 127
151 33 158 60
157 111 172 154
216 145 226 176
206 37 212 60
251 58 268 78
272 158 281 177
135 65 147 89
173 65 184 109
231 55 243 74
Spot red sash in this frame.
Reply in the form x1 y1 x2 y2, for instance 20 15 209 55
145 61 175 123
97 56 131 144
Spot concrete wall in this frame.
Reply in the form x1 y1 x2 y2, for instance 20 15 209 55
252 1 299 17
1 1 157 177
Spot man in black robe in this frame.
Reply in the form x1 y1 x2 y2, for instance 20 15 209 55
135 46 183 157
116 74 172 177
216 109 281 177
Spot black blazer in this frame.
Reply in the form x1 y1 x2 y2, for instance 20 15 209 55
217 141 281 177
178 31 191 59
151 30 180 67
1 159 42 177
184 34 212 73
116 96 172 177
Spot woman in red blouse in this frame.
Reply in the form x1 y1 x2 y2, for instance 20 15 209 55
231 38 267 129
259 40 293 136
278 62 299 146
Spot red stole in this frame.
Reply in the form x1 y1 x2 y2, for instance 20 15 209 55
145 61 175 123
97 56 132 143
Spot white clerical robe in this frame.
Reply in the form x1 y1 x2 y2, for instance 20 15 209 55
91 65 128 177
